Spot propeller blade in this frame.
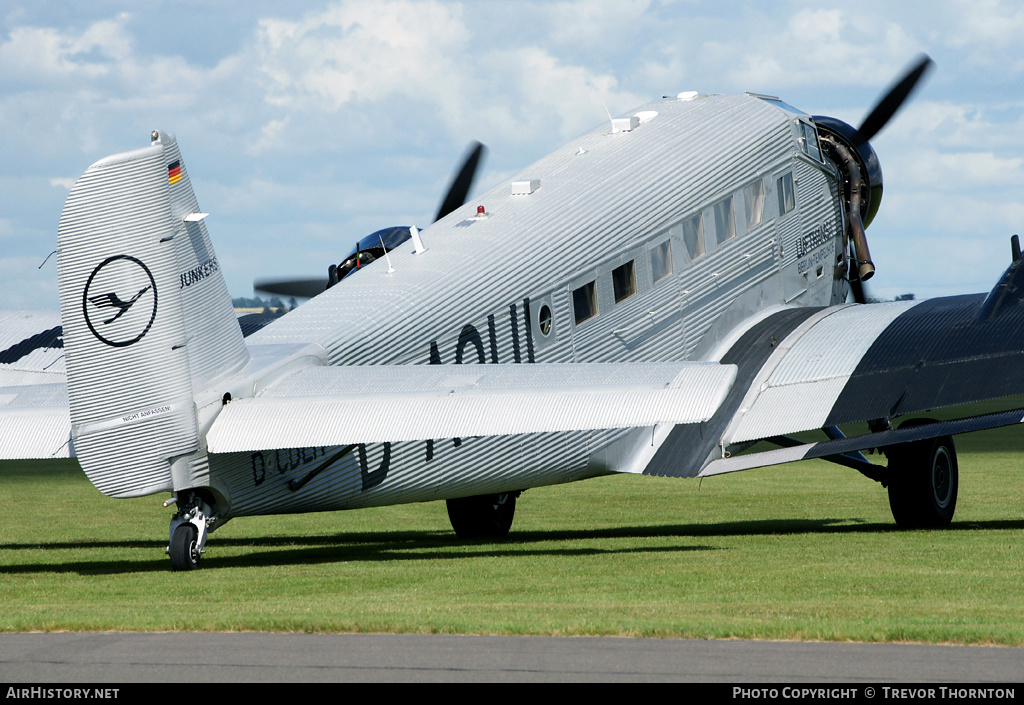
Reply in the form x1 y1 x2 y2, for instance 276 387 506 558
254 278 328 299
434 141 487 223
849 276 867 305
857 54 933 142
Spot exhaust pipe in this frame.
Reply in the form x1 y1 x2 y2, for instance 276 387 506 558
821 135 875 282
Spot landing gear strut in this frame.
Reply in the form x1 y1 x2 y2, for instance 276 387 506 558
447 492 519 538
885 432 958 528
167 494 213 570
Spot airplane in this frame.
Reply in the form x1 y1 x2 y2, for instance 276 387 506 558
3 54 1022 572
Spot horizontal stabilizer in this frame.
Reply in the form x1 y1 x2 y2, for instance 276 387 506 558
206 361 737 453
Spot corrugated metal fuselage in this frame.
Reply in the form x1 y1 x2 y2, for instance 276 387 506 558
209 93 847 518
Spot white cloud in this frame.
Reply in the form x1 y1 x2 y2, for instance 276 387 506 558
541 0 653 48
945 0 1024 50
892 100 1024 152
0 13 255 121
248 118 290 155
0 14 133 80
484 45 646 138
255 1 469 111
0 0 1021 309
898 149 1023 192
251 0 644 146
723 8 923 90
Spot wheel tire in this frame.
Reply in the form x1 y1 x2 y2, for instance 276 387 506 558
887 435 958 528
446 492 516 539
169 523 201 571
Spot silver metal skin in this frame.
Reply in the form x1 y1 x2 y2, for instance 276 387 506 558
1 94 851 519
195 94 846 520
7 84 1023 558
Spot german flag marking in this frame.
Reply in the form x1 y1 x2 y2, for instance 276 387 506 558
168 160 182 184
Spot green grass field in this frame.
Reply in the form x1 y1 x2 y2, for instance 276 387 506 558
1 427 1022 643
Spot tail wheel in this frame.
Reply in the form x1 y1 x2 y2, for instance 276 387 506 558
886 434 958 528
446 492 517 539
169 523 201 571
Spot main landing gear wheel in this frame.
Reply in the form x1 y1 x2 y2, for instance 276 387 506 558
447 492 518 538
886 430 958 528
169 523 201 571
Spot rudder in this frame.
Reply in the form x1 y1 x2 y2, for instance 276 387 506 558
57 131 248 498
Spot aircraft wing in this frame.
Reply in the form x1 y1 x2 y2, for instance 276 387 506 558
0 310 72 459
0 309 65 386
725 295 1023 442
206 361 738 453
644 280 1024 479
0 382 72 459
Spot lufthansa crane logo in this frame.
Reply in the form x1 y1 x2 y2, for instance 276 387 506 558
82 255 158 347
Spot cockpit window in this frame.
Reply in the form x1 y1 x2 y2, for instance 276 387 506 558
369 226 414 252
798 122 822 162
333 226 413 284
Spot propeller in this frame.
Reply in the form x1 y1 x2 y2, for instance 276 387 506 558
434 141 486 222
814 54 933 304
252 278 331 299
857 54 933 143
254 141 488 299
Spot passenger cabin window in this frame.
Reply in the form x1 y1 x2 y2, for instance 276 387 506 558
744 180 764 228
573 281 598 325
612 261 636 303
683 213 705 261
714 196 736 244
777 172 795 216
651 239 673 283
538 304 553 337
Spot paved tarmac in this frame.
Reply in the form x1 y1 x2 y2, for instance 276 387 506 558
1 633 1022 683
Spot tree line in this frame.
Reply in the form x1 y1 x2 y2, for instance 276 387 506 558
232 296 297 314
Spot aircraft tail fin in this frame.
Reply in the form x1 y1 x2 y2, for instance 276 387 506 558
57 131 248 498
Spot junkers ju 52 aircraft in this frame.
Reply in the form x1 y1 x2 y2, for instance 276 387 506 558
3 56 1022 570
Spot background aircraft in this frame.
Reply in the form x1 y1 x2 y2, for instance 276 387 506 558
3 56 1024 572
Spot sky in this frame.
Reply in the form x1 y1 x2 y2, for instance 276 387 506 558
1 0 1022 308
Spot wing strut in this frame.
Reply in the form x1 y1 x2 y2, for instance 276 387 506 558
763 427 886 484
702 407 1024 479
